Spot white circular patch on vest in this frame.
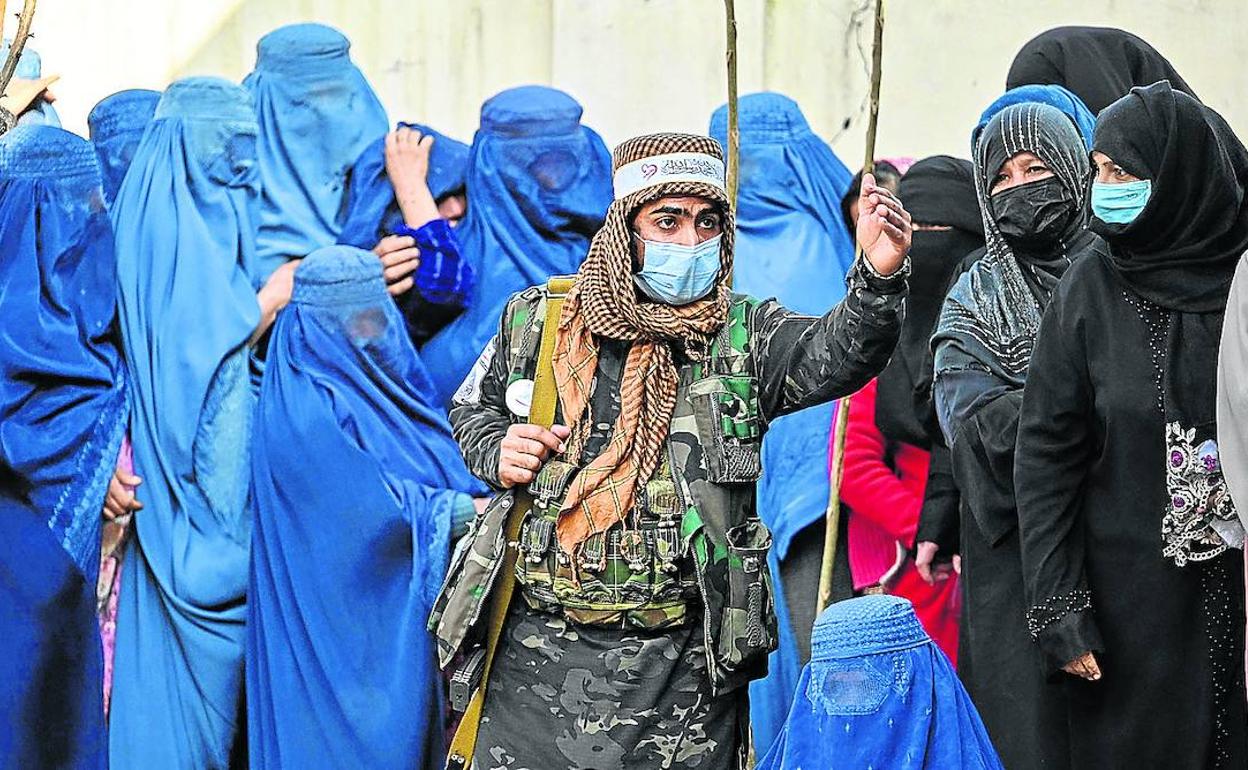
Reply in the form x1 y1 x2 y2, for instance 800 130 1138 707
505 379 535 418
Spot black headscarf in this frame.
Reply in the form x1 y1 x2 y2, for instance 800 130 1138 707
1006 26 1198 115
876 156 983 447
1091 81 1248 564
1092 82 1248 312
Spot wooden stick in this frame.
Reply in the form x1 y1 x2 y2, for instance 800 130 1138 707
723 0 739 287
817 0 885 614
0 0 40 101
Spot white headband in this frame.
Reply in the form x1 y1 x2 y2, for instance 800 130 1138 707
613 152 726 200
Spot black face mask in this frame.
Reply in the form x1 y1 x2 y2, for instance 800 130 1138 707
990 176 1076 245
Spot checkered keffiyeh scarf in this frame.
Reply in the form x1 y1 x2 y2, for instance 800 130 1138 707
552 133 733 555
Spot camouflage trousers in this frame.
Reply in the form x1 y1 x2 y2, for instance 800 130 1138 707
471 602 748 770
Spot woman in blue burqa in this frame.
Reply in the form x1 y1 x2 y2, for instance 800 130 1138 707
708 91 857 756
756 595 1003 769
0 125 128 769
88 89 161 206
244 22 388 282
108 77 298 769
419 85 613 406
247 245 489 769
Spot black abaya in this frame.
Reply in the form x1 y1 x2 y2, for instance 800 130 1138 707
1016 253 1247 769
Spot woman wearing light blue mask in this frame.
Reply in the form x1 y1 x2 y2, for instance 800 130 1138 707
1016 81 1248 768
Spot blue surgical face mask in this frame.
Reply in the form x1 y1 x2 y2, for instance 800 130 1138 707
1091 179 1152 225
633 234 722 306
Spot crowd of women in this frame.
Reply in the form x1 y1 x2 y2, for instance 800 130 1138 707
1 17 1246 770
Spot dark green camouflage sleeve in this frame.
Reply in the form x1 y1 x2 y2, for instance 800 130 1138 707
753 260 906 422
449 291 541 489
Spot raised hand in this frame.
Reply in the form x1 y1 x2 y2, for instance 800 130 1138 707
855 172 912 276
385 126 440 229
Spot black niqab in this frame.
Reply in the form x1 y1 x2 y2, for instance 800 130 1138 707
1006 25 1198 114
876 156 983 447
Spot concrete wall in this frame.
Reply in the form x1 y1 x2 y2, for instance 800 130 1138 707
23 0 1248 164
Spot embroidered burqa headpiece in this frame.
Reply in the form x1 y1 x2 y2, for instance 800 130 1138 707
244 23 388 281
88 89 161 205
552 132 732 554
756 595 1003 769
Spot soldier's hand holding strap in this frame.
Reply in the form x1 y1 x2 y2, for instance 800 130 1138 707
498 424 571 488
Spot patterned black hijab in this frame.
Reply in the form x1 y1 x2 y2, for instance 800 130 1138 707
934 102 1094 385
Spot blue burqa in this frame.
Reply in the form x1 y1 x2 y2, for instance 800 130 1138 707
244 23 388 282
0 125 127 770
419 85 612 406
88 88 161 205
709 92 857 756
972 84 1096 150
108 77 262 770
757 595 1004 770
2 39 60 127
709 91 856 313
338 121 471 249
247 246 488 770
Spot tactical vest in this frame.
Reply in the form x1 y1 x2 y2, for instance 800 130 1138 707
505 298 760 630
431 287 779 696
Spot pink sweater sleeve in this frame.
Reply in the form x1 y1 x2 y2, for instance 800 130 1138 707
838 379 922 546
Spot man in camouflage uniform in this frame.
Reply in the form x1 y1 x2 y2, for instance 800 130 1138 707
431 132 912 769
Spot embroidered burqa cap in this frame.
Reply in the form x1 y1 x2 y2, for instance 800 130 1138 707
756 595 1004 770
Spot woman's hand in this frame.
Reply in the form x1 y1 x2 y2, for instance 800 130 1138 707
498 424 571 488
385 126 441 230
102 468 143 521
1063 651 1102 681
372 234 421 297
856 173 912 276
0 74 58 119
252 259 301 344
914 541 959 584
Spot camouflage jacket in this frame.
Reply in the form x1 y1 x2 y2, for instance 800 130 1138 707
429 260 906 695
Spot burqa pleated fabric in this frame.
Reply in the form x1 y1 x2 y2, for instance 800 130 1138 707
704 92 857 757
247 247 488 770
1 39 59 127
1017 81 1248 769
244 23 388 282
338 121 471 249
709 91 855 313
88 89 161 205
0 125 127 770
108 77 262 770
931 101 1099 770
1007 26 1198 114
756 596 1003 770
420 85 612 406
